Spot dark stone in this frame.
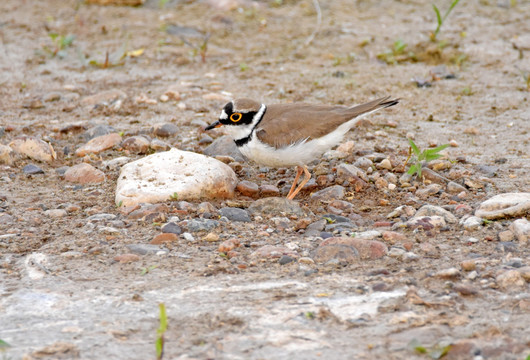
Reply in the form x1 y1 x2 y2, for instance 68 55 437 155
82 125 116 141
219 207 251 222
23 164 44 175
322 214 351 223
161 222 182 235
203 135 245 162
153 123 178 137
279 255 295 265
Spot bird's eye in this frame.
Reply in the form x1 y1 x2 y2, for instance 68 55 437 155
230 113 242 122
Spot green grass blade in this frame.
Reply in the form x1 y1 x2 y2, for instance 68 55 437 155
444 0 461 21
408 139 421 156
158 303 167 334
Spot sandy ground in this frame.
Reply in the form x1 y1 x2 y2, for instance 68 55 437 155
0 0 529 359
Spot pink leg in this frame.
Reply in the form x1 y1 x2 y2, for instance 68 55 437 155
287 165 311 200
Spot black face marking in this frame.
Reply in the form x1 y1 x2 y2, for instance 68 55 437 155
219 102 257 126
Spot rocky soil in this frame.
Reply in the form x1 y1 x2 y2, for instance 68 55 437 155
0 0 529 359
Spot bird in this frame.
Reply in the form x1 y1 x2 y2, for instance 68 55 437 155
205 96 399 200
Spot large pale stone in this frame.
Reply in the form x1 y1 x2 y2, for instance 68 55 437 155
8 136 56 163
115 148 237 206
475 193 530 220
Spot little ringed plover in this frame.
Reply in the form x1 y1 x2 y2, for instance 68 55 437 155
205 96 399 200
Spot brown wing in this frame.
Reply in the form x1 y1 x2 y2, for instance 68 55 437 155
256 96 398 148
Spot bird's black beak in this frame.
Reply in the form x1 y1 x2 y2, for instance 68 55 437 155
204 121 223 131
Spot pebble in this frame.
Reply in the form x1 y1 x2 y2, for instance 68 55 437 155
414 205 457 224
121 136 150 154
353 156 373 170
115 148 237 206
312 244 359 264
382 231 407 244
182 232 195 242
197 202 216 214
236 180 259 197
416 184 443 199
203 232 219 242
406 216 446 230
44 209 67 218
260 184 280 197
318 237 388 259
75 133 122 156
203 135 245 163
161 222 182 235
435 267 460 278
217 207 250 222
387 205 416 219
82 125 117 141
310 185 345 202
388 247 406 258
0 144 14 164
498 230 514 242
447 181 467 194
460 260 476 271
23 164 44 175
475 193 530 219
64 163 106 184
150 139 170 151
461 216 482 231
510 218 530 245
114 254 141 263
279 255 295 265
453 283 478 296
88 213 117 221
377 158 392 170
496 270 526 290
152 123 178 137
150 233 178 244
251 245 298 259
421 168 449 185
127 204 168 221
336 163 369 182
187 218 220 232
248 197 307 217
218 238 240 252
125 244 168 256
8 136 56 163
102 156 131 170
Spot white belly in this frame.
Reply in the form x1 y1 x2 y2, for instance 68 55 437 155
240 119 355 167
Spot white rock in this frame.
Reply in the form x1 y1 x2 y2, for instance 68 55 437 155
115 148 238 207
475 193 530 220
44 209 67 218
414 204 457 224
461 216 482 231
510 218 530 245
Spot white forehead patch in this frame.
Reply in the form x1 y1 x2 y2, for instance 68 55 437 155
219 110 228 120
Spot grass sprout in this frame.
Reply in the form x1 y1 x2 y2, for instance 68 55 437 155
430 0 461 42
406 139 449 178
156 303 168 360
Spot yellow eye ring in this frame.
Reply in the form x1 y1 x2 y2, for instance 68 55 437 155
230 113 242 122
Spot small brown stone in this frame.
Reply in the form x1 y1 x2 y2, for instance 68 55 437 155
319 237 388 260
460 260 476 271
150 233 178 244
75 133 122 156
64 163 105 184
237 180 259 197
114 254 141 263
218 238 240 253
382 231 407 244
